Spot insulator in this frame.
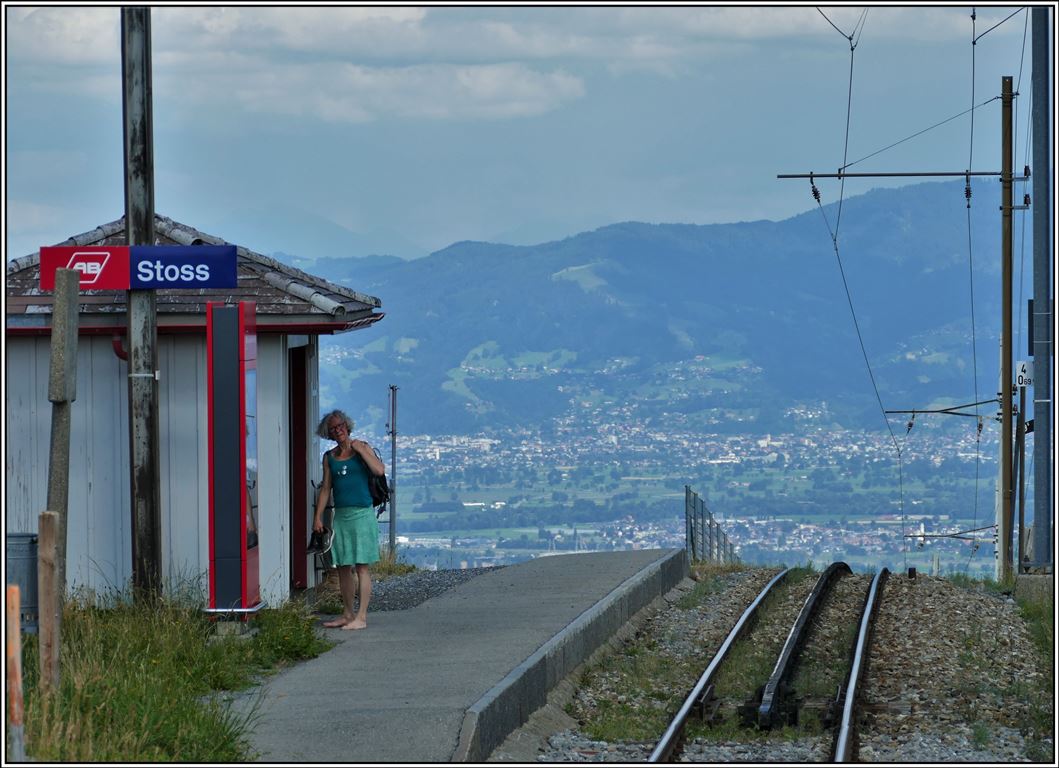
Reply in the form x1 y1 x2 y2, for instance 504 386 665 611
1024 165 1030 178
1024 193 1031 206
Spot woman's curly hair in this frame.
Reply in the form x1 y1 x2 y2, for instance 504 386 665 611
316 409 354 439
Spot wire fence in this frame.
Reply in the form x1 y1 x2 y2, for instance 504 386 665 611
684 485 738 564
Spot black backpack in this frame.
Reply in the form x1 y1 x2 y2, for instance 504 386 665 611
357 448 391 517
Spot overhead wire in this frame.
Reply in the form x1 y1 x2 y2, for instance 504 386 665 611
812 7 908 571
964 7 985 564
1014 8 1033 553
841 97 1000 171
973 7 1027 43
1015 7 1031 369
960 7 1029 573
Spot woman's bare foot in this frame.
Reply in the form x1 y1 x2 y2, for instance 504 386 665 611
323 616 353 628
341 618 368 630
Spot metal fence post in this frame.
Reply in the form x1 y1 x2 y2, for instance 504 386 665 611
685 485 694 562
694 493 703 559
699 498 708 561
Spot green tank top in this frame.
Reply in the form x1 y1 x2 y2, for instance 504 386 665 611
327 451 373 508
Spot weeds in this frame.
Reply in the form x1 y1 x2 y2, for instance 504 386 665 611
17 592 331 762
375 546 417 578
678 562 748 610
971 721 990 749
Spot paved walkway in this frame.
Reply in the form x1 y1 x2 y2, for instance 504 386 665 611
240 549 685 763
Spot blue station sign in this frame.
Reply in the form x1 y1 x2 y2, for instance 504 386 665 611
130 245 238 289
40 245 238 291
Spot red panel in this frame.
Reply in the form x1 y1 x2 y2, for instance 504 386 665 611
239 301 261 608
39 246 130 290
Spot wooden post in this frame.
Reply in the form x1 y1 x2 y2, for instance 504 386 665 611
6 586 27 762
46 267 79 604
998 76 1014 581
122 7 162 596
37 511 60 694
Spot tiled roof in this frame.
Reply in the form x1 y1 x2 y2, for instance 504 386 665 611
6 214 384 334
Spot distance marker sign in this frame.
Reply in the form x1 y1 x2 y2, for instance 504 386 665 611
40 245 237 291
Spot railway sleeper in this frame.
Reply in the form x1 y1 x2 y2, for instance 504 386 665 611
689 684 723 725
738 683 799 729
822 684 846 729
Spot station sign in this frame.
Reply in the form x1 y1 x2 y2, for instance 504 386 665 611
40 245 237 291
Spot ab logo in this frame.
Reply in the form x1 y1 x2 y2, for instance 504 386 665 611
65 251 111 285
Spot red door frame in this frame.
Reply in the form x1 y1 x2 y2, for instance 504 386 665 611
289 346 309 589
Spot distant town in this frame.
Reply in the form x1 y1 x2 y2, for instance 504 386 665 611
357 412 1009 579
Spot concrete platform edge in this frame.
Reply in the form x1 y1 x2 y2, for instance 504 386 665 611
452 548 689 762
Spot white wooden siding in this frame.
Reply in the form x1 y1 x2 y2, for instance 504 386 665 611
255 335 290 605
158 337 209 593
6 333 295 605
5 337 132 593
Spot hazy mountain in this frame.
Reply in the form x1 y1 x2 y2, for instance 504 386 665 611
303 180 1006 436
190 204 427 262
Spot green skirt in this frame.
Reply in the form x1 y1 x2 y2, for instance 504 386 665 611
331 506 379 566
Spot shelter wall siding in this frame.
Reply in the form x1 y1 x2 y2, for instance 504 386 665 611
7 333 302 603
159 338 209 592
77 338 130 593
4 342 48 533
256 336 290 604
4 337 131 593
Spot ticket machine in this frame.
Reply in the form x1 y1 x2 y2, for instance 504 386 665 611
206 301 262 616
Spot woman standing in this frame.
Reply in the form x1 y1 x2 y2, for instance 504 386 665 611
313 409 385 630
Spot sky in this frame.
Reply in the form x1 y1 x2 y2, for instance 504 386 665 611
3 3 1053 262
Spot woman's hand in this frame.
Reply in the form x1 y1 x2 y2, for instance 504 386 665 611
313 515 324 533
352 440 385 476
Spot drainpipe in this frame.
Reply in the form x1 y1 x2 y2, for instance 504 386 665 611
112 334 128 361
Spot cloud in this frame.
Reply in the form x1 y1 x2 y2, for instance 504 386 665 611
5 7 118 64
154 6 429 56
5 6 1022 121
157 57 584 123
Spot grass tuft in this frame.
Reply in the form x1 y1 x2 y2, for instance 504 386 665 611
18 591 331 762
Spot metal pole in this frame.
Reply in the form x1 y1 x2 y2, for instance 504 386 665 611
1016 385 1027 573
1031 7 1053 571
685 486 693 562
122 6 161 596
777 170 1002 179
999 76 1014 582
388 384 398 555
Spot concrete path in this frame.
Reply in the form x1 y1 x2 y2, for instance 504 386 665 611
240 549 686 763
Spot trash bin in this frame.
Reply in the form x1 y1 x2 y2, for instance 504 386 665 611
6 533 38 634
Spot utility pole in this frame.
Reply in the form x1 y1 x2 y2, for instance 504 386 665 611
1030 6 1053 572
998 76 1014 582
388 385 398 555
122 7 161 596
777 77 1027 580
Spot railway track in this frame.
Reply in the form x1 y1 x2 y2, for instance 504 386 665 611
540 564 1049 763
649 562 888 763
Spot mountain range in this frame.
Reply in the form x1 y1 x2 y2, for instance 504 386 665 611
294 180 1008 437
